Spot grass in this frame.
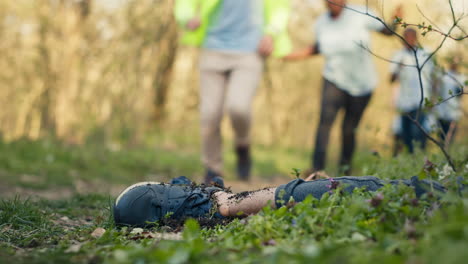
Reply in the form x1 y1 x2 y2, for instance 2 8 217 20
0 137 203 189
0 138 467 263
0 137 313 190
4 136 463 190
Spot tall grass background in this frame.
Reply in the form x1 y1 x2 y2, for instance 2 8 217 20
0 0 466 158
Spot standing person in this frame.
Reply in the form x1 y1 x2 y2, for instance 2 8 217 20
433 57 465 146
284 0 402 174
174 0 292 184
390 28 435 153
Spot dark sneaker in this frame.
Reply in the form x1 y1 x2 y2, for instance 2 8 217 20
211 176 225 188
236 145 251 181
204 169 224 188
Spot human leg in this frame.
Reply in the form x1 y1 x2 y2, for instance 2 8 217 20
438 119 457 146
401 112 415 153
438 119 450 141
214 175 447 218
409 111 427 150
312 79 346 171
226 53 263 180
392 116 404 157
340 93 372 174
214 188 276 217
274 176 446 208
445 121 457 146
199 51 230 180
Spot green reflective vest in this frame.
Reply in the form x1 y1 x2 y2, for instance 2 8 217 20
174 0 291 57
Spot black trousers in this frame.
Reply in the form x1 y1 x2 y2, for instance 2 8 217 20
312 79 372 174
401 110 427 153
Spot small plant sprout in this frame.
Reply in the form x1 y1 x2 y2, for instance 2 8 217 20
291 168 302 178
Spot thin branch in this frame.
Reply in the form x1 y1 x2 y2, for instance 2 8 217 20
449 0 456 23
456 24 468 36
407 114 456 171
322 0 465 171
410 48 426 119
357 44 416 67
324 0 415 53
395 21 468 41
416 4 443 32
438 68 467 90
420 22 458 69
432 92 467 107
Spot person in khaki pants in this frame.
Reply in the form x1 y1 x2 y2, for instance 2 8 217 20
174 0 291 183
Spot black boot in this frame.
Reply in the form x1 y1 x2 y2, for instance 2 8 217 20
235 145 251 181
204 169 224 188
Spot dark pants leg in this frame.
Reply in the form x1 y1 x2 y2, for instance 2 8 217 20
275 176 446 208
340 92 372 174
401 110 427 153
393 135 405 157
312 79 346 171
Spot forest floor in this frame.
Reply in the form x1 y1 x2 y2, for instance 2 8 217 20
1 138 467 263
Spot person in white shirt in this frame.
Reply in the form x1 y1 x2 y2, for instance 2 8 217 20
390 28 435 153
285 0 401 174
434 58 465 146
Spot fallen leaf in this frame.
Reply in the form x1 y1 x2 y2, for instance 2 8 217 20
91 227 106 238
130 228 144 235
128 232 182 241
1 224 12 232
154 232 182 241
65 244 82 253
262 239 276 246
351 232 367 242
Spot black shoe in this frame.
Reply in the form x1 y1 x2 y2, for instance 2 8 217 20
235 145 251 181
204 169 224 188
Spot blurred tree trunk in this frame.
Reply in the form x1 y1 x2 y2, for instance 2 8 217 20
36 2 57 135
152 1 178 121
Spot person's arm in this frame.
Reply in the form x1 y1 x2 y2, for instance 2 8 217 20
380 24 397 36
214 172 329 217
390 53 403 83
258 35 274 57
391 71 400 83
214 188 277 217
283 44 319 61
